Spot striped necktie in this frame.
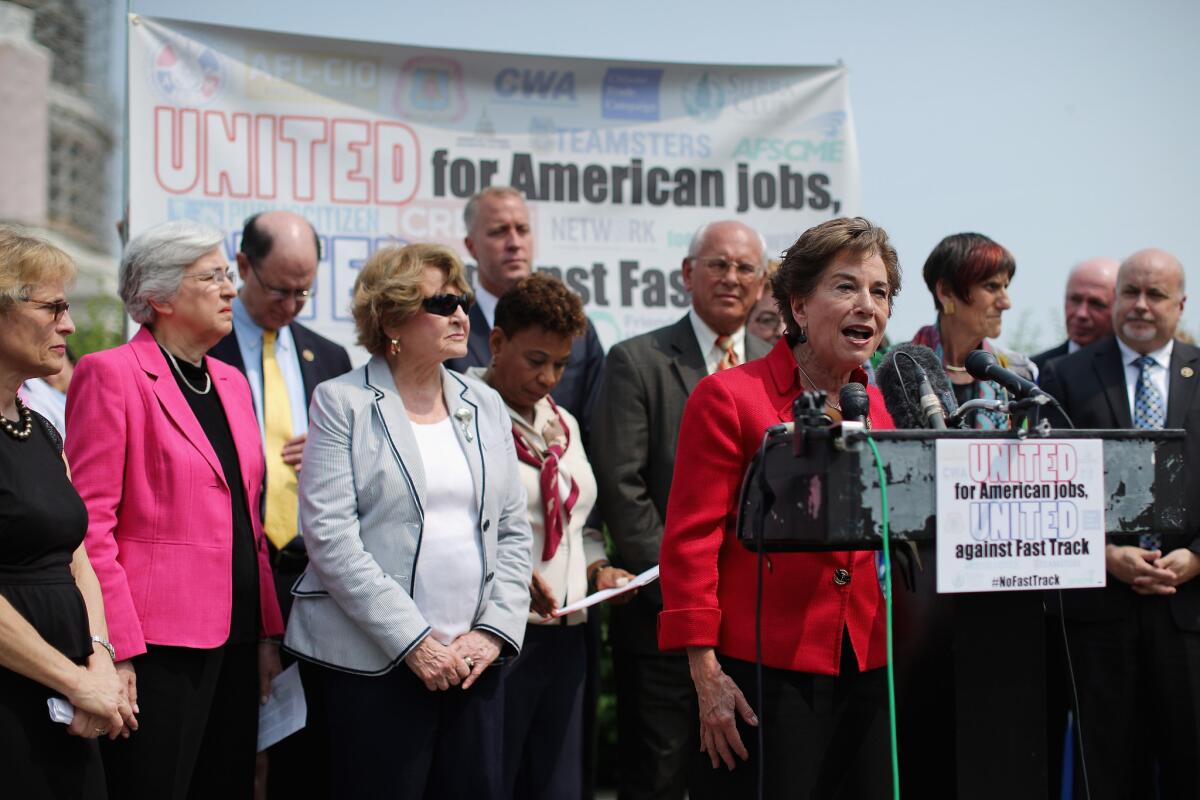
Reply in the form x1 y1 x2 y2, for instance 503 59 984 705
1133 355 1165 550
716 335 738 371
262 330 298 550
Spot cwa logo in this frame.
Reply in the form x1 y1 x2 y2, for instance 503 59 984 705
395 56 467 122
493 67 577 105
680 72 724 121
149 35 224 105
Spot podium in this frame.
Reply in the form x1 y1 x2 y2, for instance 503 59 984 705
737 427 1187 800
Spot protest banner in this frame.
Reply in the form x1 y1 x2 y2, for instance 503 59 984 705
128 15 860 357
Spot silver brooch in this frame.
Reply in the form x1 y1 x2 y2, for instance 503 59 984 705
453 407 475 442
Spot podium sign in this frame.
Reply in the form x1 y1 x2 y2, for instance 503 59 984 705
935 438 1107 593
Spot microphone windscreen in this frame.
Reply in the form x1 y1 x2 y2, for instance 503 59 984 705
875 343 958 428
839 382 870 422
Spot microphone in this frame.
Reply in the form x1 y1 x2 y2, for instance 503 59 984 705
876 343 957 429
839 382 870 423
964 350 1045 400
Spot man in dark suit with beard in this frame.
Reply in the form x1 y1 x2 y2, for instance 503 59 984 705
592 220 772 799
1041 248 1200 800
210 210 352 800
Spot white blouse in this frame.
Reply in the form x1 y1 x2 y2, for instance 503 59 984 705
410 417 483 645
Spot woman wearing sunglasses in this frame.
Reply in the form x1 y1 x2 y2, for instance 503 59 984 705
65 221 284 799
284 243 533 799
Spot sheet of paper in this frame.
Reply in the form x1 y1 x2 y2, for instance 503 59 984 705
552 565 659 618
257 662 307 752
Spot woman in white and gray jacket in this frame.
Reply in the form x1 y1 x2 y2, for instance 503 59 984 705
283 243 532 800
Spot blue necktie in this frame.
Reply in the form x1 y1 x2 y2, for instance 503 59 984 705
1133 355 1165 550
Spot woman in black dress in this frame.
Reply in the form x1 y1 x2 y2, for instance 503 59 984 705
0 229 135 798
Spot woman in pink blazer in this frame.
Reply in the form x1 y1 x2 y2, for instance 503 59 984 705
65 221 284 800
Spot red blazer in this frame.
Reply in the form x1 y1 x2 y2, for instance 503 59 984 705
65 327 284 660
658 338 893 674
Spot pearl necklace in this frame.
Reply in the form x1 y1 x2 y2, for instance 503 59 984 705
793 357 842 411
0 396 33 441
164 348 212 395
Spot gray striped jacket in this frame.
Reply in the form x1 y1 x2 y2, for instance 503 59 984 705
283 356 533 674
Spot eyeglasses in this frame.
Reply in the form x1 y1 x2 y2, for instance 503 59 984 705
251 264 315 302
422 293 474 317
186 267 236 287
23 298 71 321
692 256 762 282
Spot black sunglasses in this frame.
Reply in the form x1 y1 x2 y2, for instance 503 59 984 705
422 293 473 317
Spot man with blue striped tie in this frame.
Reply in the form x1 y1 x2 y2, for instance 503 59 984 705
1040 248 1200 800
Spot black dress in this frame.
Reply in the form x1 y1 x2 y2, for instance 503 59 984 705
0 408 106 799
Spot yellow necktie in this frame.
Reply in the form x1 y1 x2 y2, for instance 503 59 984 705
716 335 739 371
262 330 298 549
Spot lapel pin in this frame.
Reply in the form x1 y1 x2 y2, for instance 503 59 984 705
302 349 315 362
453 407 475 442
1182 366 1195 378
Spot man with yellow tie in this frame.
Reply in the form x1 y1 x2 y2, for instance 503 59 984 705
210 210 352 800
591 220 771 800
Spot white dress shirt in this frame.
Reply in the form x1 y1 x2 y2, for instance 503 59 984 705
19 378 66 436
1116 337 1174 421
688 308 747 376
475 284 501 329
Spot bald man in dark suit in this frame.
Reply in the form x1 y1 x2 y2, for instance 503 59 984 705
1041 249 1200 800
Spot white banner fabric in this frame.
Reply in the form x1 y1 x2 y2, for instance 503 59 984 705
128 16 860 359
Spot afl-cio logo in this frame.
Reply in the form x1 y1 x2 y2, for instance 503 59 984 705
149 38 224 105
681 72 725 121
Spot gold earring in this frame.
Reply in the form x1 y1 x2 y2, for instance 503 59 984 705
388 338 401 356
943 300 956 316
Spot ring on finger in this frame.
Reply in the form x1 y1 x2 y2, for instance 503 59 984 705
464 656 475 670
94 728 107 735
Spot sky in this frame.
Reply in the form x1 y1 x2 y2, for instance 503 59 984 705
127 0 1200 353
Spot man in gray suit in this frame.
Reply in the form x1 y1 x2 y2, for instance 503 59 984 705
592 220 771 799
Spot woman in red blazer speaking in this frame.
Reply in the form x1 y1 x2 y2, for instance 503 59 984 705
66 221 284 800
658 217 900 799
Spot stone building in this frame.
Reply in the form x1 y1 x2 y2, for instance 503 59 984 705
1 0 121 306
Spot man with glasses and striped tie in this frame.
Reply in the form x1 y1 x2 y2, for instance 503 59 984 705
1041 248 1200 800
209 210 352 800
592 221 772 800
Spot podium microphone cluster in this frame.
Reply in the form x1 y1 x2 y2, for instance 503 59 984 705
964 350 1048 400
876 343 958 429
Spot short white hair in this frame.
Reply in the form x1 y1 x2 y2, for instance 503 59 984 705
687 221 769 270
120 220 225 324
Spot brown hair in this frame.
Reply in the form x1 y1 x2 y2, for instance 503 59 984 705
921 232 1015 312
771 217 901 343
351 243 470 356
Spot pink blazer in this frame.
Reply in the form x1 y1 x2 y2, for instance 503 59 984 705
65 326 284 660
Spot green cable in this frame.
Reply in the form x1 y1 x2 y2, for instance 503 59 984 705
865 434 900 799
